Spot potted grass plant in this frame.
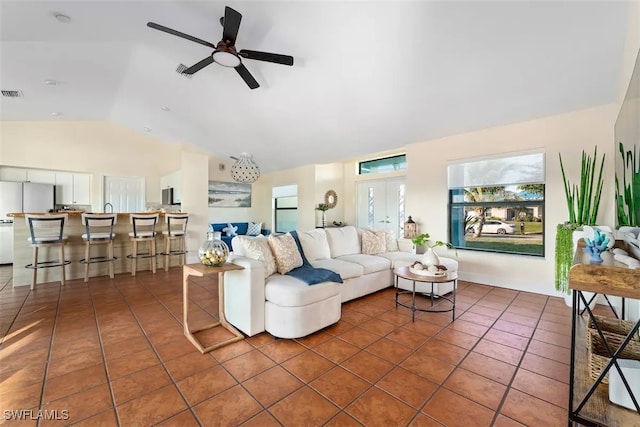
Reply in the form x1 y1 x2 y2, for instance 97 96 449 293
556 147 605 298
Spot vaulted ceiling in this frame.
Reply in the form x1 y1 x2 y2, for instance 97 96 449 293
0 1 631 172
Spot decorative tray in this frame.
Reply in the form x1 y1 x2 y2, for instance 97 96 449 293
409 267 446 277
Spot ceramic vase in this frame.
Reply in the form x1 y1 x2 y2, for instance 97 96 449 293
421 247 440 267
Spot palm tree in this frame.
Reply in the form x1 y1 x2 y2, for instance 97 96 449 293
464 186 504 237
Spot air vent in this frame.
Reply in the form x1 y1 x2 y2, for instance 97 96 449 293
176 64 193 79
2 90 23 97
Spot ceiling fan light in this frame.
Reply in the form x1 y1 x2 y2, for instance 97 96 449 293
231 152 260 183
213 51 241 68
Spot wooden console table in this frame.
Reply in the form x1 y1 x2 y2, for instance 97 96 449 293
182 262 245 353
568 240 640 426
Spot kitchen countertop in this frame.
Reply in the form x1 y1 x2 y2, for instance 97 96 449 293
7 211 176 218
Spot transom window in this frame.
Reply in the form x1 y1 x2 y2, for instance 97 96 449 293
359 154 406 175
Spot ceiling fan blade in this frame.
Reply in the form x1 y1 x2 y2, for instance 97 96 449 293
235 64 259 89
222 7 242 45
183 56 215 75
147 22 216 49
239 50 294 66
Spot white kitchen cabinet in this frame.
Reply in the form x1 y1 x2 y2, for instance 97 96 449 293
26 169 56 184
55 172 91 205
72 174 91 204
0 167 27 182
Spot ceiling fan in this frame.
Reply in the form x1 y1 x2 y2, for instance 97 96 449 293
147 6 294 89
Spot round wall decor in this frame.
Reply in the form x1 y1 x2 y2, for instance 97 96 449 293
325 190 338 208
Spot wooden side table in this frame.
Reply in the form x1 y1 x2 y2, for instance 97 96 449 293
182 262 245 353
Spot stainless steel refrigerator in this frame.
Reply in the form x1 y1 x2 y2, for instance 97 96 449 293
0 181 55 264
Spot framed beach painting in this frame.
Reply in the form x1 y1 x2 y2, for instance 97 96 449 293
208 181 251 207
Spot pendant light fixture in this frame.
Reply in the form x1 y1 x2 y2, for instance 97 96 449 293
230 152 260 183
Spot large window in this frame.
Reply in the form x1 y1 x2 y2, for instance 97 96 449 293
359 154 406 175
448 152 545 256
275 196 297 233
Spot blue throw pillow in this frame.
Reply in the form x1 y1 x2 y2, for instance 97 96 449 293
247 221 262 236
223 223 238 237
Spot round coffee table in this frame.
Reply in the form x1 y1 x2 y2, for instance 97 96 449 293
393 266 457 322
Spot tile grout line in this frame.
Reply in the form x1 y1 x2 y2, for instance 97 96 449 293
111 273 205 426
88 280 124 427
35 284 63 427
409 287 509 425
0 289 31 347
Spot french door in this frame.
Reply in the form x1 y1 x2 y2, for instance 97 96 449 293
356 178 406 238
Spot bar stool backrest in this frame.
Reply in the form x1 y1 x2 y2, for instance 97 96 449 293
25 214 68 244
130 214 159 238
165 213 189 236
82 213 118 241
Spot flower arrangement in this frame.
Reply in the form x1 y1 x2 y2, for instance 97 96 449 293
316 203 330 227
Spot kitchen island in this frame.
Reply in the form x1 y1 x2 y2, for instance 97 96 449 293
8 212 187 287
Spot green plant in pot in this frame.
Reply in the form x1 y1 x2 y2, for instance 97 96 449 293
411 233 455 267
316 203 330 227
556 147 605 294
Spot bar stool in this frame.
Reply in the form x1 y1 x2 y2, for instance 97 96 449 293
79 213 118 282
25 214 71 289
162 213 189 271
127 213 159 276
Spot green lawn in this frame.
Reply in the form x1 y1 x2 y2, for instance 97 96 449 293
505 221 543 234
464 240 544 255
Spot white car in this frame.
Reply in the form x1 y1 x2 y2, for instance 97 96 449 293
471 220 516 235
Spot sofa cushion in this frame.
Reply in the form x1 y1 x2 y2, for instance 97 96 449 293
268 233 303 274
298 229 331 261
337 254 391 274
309 258 363 280
361 229 386 254
265 275 340 307
247 221 262 236
239 235 276 277
325 226 361 258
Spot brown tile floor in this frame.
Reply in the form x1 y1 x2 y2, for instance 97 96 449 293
0 265 585 426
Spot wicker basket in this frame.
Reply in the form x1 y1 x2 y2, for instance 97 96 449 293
587 315 640 384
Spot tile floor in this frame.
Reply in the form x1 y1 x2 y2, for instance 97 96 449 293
0 265 581 426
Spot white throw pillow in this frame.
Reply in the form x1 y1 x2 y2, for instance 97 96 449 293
242 235 277 277
268 233 303 274
384 229 399 252
361 229 386 254
364 228 398 252
247 221 262 236
297 229 331 261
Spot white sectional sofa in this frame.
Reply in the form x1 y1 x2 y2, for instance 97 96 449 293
224 226 458 339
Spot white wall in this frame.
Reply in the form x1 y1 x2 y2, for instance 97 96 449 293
315 163 344 226
181 150 209 263
0 121 181 210
406 104 617 296
253 164 317 232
